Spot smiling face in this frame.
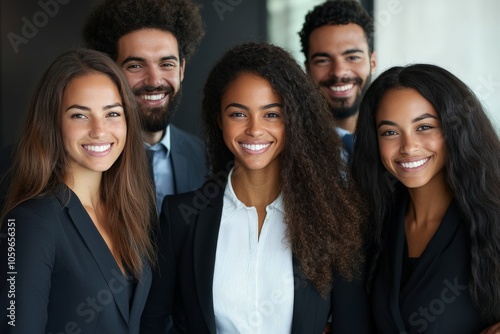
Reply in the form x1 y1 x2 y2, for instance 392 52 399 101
116 28 185 135
220 73 285 175
306 24 376 125
376 88 447 190
61 73 127 180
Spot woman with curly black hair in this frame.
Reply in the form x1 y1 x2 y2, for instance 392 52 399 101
352 64 500 333
141 42 373 333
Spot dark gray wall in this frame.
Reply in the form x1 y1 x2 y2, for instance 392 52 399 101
0 0 267 149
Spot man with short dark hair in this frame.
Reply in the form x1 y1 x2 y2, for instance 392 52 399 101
300 0 376 152
84 0 207 211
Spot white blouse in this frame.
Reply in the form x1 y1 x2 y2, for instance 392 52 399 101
212 170 294 333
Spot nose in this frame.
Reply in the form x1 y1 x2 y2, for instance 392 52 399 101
144 66 163 88
400 133 419 155
89 117 105 139
245 116 264 137
329 59 348 78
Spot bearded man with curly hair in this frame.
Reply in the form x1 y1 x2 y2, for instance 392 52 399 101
84 0 207 211
300 0 377 142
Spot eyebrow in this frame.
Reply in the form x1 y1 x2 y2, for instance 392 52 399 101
377 113 439 128
311 48 365 59
65 103 123 112
120 55 179 67
224 102 283 111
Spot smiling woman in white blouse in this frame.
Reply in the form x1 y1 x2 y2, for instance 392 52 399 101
140 42 373 334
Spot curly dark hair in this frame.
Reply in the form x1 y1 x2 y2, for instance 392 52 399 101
202 42 367 295
352 64 500 322
299 0 374 60
83 0 204 61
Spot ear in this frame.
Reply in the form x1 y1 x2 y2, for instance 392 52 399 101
180 58 186 82
370 50 377 74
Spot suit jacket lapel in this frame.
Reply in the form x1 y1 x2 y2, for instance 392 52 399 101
170 126 188 194
59 188 130 326
192 183 225 334
130 263 152 329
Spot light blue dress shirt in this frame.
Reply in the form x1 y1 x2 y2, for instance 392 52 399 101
144 126 174 214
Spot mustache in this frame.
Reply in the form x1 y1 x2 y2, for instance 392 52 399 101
133 85 174 95
320 76 362 88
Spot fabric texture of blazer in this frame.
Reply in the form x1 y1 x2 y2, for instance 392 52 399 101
169 125 207 194
371 191 487 333
0 185 152 333
141 179 373 334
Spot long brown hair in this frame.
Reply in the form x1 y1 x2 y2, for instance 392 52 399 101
203 42 367 295
3 48 155 279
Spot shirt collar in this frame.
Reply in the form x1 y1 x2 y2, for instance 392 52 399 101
144 125 171 156
224 167 285 214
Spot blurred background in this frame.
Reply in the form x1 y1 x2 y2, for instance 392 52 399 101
1 0 499 149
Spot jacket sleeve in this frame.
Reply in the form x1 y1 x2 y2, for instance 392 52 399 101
0 206 55 334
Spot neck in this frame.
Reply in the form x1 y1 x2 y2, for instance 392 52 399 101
406 172 453 227
336 114 357 133
64 169 102 210
231 165 281 208
143 129 165 146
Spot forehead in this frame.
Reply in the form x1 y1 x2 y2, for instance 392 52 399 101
116 28 180 60
376 88 438 121
222 73 281 103
308 23 369 54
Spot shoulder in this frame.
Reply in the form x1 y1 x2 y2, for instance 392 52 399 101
7 195 63 219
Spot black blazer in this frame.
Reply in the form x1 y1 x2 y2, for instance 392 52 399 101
141 180 373 333
0 186 152 333
371 193 487 333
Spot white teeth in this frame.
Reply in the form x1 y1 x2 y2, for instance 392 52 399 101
330 84 353 92
241 143 270 151
142 94 165 101
400 158 429 169
84 144 111 152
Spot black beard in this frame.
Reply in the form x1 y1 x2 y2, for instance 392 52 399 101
135 86 182 133
320 73 372 120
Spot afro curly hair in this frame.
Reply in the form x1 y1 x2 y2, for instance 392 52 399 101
83 0 205 62
299 0 374 60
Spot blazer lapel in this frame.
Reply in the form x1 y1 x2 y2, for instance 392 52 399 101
170 127 188 194
192 183 225 334
60 189 130 326
130 263 152 329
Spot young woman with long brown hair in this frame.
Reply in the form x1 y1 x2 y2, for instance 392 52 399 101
0 48 155 333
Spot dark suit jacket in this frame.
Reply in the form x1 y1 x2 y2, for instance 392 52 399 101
170 125 207 194
371 193 487 333
141 180 373 334
0 185 152 333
